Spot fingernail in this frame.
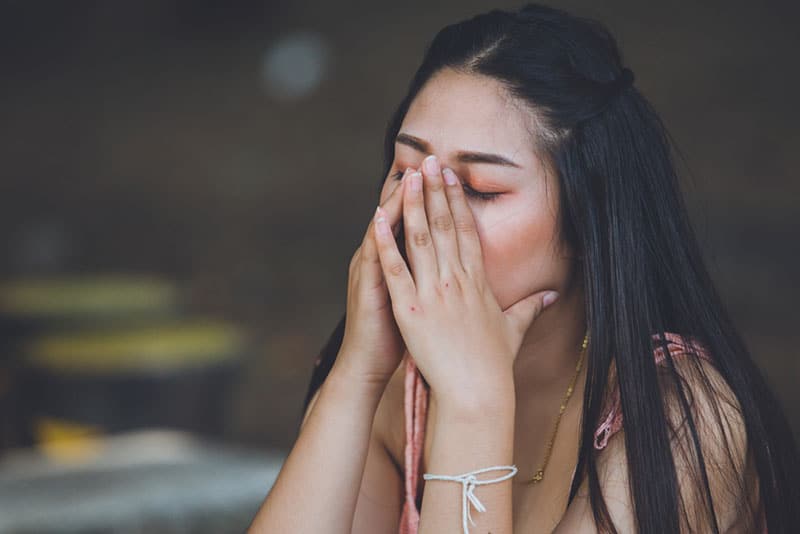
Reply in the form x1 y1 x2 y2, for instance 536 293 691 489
543 291 559 308
423 154 440 175
374 206 391 236
410 172 422 192
442 168 458 185
402 167 413 180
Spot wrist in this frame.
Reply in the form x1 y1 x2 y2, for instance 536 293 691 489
434 376 516 424
328 357 389 402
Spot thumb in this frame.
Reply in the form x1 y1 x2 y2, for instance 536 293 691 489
504 290 559 335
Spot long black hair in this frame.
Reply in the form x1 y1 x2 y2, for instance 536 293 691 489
303 3 799 532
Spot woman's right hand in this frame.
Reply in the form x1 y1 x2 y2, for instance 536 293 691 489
334 167 415 389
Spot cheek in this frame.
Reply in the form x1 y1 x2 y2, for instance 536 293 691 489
474 202 563 309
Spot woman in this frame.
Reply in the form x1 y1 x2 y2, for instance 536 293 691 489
249 3 799 533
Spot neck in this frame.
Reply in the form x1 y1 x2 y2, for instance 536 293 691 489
512 281 587 404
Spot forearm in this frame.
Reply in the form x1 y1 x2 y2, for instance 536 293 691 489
248 358 386 534
418 385 516 534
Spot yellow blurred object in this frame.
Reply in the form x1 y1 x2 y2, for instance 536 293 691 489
0 275 179 319
35 417 104 464
25 321 245 375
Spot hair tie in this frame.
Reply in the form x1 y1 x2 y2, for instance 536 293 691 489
611 67 635 93
580 67 635 122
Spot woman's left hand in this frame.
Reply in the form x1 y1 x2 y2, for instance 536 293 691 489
371 155 560 411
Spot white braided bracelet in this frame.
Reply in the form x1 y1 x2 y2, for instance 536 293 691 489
422 464 518 534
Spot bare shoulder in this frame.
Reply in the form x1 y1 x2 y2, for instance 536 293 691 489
555 353 760 533
658 352 759 531
657 352 748 472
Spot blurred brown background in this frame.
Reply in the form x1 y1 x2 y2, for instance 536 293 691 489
0 0 797 457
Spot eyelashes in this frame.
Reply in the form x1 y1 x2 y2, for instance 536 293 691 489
390 170 501 202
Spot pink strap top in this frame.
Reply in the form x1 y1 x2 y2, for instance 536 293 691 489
396 332 722 534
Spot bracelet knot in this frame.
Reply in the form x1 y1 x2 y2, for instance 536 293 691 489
423 464 518 534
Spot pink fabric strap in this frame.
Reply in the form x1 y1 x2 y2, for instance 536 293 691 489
398 356 428 534
593 332 712 449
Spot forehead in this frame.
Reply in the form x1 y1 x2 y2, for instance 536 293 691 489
400 68 536 160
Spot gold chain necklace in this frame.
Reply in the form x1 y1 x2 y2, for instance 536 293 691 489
525 329 590 484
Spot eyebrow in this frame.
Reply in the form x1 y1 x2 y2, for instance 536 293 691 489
395 133 523 169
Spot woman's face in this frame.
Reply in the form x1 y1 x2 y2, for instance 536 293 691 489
379 68 578 312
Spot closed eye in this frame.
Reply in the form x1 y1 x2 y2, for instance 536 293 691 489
390 170 501 202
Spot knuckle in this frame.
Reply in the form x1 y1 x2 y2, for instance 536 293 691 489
434 276 460 298
454 217 475 234
427 179 444 193
412 230 431 247
388 261 406 277
432 214 453 232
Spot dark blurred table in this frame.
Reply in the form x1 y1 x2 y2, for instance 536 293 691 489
0 429 286 533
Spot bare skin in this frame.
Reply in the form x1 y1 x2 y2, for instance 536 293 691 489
250 65 752 533
251 66 591 533
374 67 589 531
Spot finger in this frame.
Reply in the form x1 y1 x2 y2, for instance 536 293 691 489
349 245 361 280
358 168 412 286
442 167 485 279
373 205 416 305
505 290 560 337
403 170 438 291
370 167 412 241
420 155 460 279
360 167 411 259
